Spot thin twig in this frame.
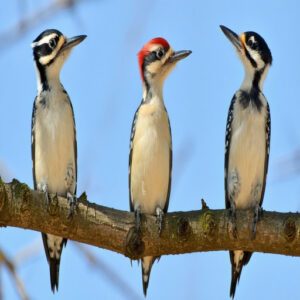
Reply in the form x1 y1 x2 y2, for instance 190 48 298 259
0 0 88 50
0 249 30 300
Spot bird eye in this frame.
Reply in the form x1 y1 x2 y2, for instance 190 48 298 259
248 38 257 50
156 49 165 59
49 38 57 49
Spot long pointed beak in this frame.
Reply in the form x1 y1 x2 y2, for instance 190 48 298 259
61 35 87 52
168 50 192 63
220 25 242 51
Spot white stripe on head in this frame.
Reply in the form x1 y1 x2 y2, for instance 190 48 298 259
38 36 65 65
245 48 265 70
31 33 59 48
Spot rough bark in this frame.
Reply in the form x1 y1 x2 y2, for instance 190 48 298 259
0 179 299 259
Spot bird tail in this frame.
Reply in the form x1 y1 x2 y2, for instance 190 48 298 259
230 264 242 299
42 233 67 293
141 256 158 297
229 250 252 299
49 257 60 292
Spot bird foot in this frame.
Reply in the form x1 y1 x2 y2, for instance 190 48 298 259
228 206 237 239
251 205 262 240
40 183 51 206
67 192 77 218
156 206 164 235
45 191 51 206
135 208 141 232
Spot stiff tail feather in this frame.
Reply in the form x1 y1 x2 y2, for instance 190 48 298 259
42 233 67 293
141 256 158 296
229 250 252 299
49 257 60 292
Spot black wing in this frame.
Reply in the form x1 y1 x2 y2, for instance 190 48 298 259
67 94 78 195
259 102 271 207
163 109 172 213
224 95 236 209
31 97 37 190
62 87 78 195
129 101 143 212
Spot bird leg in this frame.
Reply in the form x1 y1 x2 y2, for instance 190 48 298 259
67 192 77 218
156 206 164 235
251 204 262 240
40 183 51 206
135 207 141 232
228 202 237 239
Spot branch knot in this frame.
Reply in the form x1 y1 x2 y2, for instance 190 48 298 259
283 217 297 243
125 227 145 259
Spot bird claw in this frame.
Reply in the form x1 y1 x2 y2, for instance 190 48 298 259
40 183 51 206
228 206 237 239
251 205 262 240
156 207 164 235
44 191 51 206
135 208 141 232
67 192 77 218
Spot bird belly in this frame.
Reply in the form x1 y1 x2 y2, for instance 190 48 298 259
131 109 171 214
34 99 76 196
227 110 266 209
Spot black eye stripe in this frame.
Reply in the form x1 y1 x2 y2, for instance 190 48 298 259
33 35 60 57
143 48 165 66
35 43 53 56
144 51 158 65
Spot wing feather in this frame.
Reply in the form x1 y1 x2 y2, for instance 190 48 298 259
129 101 143 212
224 95 236 209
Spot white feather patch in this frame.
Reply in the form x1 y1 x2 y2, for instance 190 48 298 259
130 97 171 214
227 93 267 209
34 88 76 196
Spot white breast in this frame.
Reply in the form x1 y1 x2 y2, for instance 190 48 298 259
130 99 171 214
227 95 267 209
33 88 76 196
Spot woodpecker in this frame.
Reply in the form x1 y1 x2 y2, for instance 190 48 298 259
129 37 191 296
220 25 272 298
31 29 86 292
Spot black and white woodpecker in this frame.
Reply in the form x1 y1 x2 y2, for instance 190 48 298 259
129 37 191 296
31 29 86 292
220 25 272 298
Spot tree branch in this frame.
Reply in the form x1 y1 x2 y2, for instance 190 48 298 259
0 179 299 259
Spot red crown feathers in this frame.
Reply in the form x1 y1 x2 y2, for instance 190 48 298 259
138 37 170 80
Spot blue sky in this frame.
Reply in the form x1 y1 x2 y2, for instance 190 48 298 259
1 0 300 299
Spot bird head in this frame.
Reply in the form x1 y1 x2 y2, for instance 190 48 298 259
138 37 191 90
220 25 272 70
31 29 86 86
220 25 272 89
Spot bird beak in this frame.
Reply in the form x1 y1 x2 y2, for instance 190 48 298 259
220 25 243 52
61 35 87 52
168 50 192 63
